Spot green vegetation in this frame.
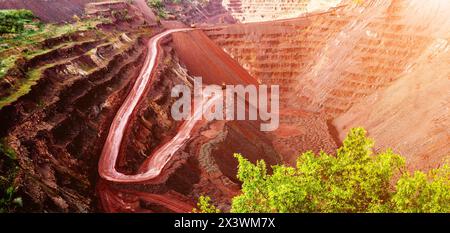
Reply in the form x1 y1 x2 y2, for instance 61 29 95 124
392 165 449 212
0 55 18 79
0 17 105 54
0 15 108 108
0 10 36 34
0 10 44 50
147 0 168 19
112 9 133 21
148 0 165 8
195 128 450 213
193 196 221 213
0 138 22 213
0 139 16 160
0 65 46 109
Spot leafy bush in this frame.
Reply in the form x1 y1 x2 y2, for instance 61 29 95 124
196 128 450 213
192 196 221 213
0 10 36 34
392 164 449 213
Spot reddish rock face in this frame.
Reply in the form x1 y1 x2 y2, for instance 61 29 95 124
0 1 158 212
222 0 342 23
205 0 450 170
95 28 281 212
171 29 257 85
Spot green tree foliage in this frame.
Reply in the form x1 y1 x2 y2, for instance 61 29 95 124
0 10 36 34
197 128 450 213
192 196 221 213
392 164 449 213
231 128 404 213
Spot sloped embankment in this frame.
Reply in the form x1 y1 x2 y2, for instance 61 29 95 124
222 0 342 23
96 29 281 212
0 1 158 212
204 0 450 169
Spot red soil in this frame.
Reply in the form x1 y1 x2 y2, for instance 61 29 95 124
97 180 194 212
171 29 257 85
205 0 450 169
134 0 157 23
97 0 449 212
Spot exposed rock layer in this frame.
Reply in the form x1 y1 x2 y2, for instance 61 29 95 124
205 0 450 169
0 1 157 212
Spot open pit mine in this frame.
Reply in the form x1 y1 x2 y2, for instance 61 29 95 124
0 0 448 213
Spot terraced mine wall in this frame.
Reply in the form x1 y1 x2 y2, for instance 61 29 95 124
205 0 450 170
97 30 281 212
0 2 159 212
222 0 342 22
169 0 342 24
174 0 236 25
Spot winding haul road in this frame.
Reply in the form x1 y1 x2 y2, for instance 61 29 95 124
98 29 218 183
